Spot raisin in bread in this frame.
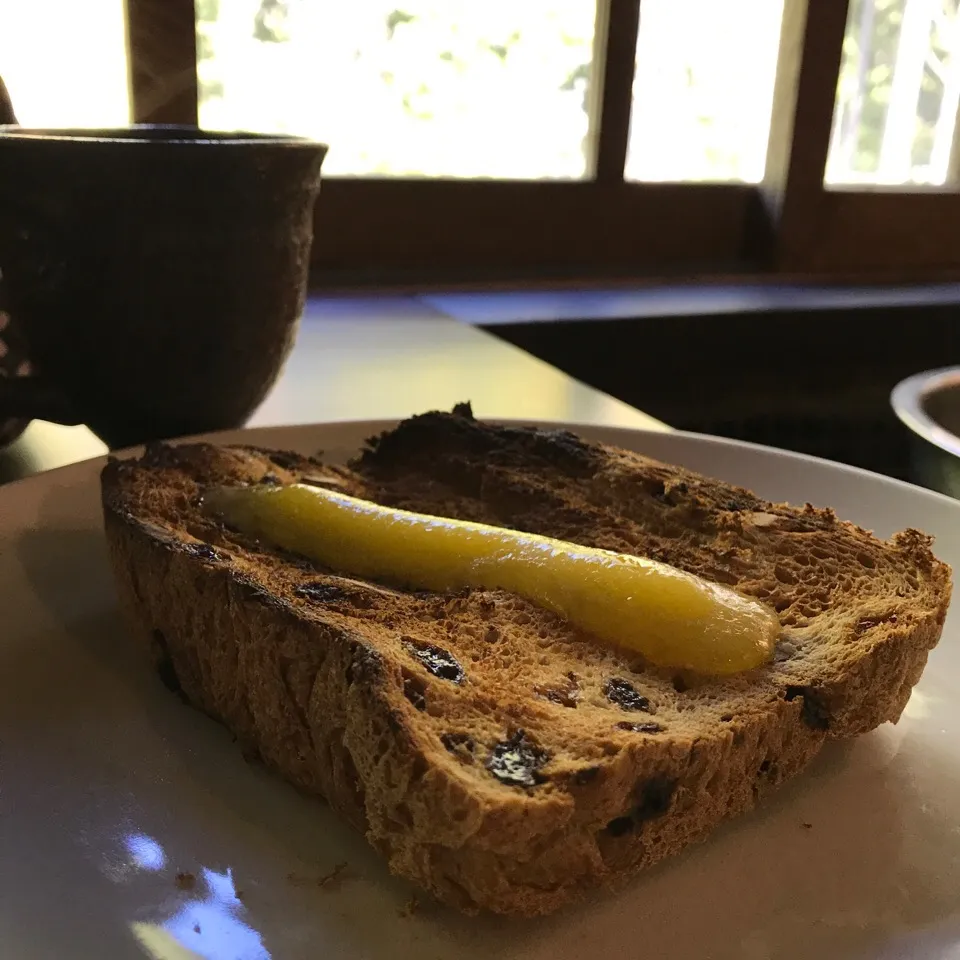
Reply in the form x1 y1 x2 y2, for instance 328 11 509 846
100 406 952 917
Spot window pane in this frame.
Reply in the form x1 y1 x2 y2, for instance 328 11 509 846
625 0 785 183
197 0 597 179
0 0 129 126
826 0 959 186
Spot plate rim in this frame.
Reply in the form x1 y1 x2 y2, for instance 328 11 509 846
4 416 960 958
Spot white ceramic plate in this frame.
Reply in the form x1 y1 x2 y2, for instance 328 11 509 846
4 420 960 960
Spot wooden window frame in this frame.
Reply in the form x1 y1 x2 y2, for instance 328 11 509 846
124 0 960 287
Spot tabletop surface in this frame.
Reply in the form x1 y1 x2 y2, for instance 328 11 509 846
0 295 666 486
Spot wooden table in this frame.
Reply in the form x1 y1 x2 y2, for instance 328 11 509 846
0 296 666 484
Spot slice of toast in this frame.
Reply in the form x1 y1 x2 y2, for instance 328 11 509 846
100 406 952 916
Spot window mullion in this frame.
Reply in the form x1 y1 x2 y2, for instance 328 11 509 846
761 0 849 268
125 0 198 124
591 0 642 184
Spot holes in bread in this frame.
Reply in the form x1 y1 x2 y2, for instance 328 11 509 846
422 598 448 621
604 678 652 712
297 579 380 610
616 721 664 734
328 732 367 827
390 802 414 829
856 551 876 570
703 566 740 587
296 582 350 604
151 629 187 702
183 542 222 562
441 732 476 763
757 758 781 784
401 637 465 684
774 565 798 585
485 730 549 788
856 612 898 633
410 754 429 781
345 642 385 689
602 777 677 837
402 670 427 712
537 688 578 709
636 776 677 820
605 816 635 837
536 672 581 708
657 479 689 505
574 766 600 786
265 449 306 471
477 597 498 621
784 685 830 730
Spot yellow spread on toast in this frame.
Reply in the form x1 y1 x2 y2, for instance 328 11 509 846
205 483 779 675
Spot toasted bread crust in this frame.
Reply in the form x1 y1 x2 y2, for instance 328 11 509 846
100 409 952 916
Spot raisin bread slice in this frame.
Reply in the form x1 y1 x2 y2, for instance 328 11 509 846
99 407 952 916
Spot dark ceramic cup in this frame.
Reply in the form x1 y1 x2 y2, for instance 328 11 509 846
0 126 327 449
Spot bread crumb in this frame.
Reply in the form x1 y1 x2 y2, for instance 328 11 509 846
399 896 420 918
174 871 196 891
287 862 351 891
318 863 349 889
801 822 813 830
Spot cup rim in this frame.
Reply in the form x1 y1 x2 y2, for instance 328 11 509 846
891 366 960 460
0 124 327 149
